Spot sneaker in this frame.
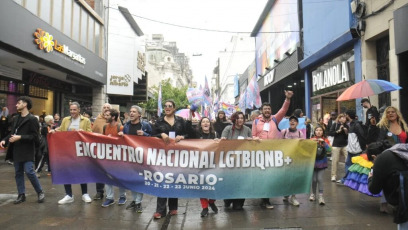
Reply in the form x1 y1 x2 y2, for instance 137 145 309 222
331 176 336 182
82 194 92 203
283 196 289 202
93 192 103 200
36 173 41 178
289 195 300 206
135 203 143 213
309 194 315 201
169 210 177 215
118 196 127 205
336 179 343 184
318 194 325 205
209 203 218 213
38 191 45 203
58 195 74 204
265 203 274 209
153 212 162 219
126 201 136 210
102 199 115 207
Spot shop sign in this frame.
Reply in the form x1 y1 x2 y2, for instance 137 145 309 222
33 28 86 65
109 74 131 87
137 51 145 72
263 69 275 87
107 73 133 95
312 61 350 92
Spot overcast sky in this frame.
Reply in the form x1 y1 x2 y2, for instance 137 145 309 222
121 0 268 87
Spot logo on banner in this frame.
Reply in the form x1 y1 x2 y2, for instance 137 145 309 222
264 69 275 87
33 28 86 65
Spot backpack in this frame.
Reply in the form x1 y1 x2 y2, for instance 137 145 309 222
282 129 302 139
395 171 408 223
255 116 281 132
103 124 121 135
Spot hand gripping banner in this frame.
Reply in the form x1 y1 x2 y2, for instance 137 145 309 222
48 132 317 199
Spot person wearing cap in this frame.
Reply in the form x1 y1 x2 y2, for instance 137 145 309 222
281 115 304 206
361 98 379 127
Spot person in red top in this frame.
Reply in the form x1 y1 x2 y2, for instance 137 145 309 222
251 90 293 209
101 109 126 208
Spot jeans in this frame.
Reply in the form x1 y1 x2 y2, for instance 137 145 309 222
14 161 43 194
156 197 178 215
64 184 87 197
312 168 325 194
131 191 143 204
105 185 126 200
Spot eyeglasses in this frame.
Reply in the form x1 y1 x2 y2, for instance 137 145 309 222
164 105 173 108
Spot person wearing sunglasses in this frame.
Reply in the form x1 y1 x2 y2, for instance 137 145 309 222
152 99 189 219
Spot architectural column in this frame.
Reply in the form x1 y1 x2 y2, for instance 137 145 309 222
92 85 108 116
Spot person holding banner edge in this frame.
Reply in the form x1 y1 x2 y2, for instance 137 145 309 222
252 90 293 209
50 101 93 205
152 99 189 219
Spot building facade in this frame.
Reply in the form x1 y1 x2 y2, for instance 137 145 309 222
105 1 147 113
300 0 362 123
145 34 192 89
359 0 408 122
0 0 107 117
251 0 304 116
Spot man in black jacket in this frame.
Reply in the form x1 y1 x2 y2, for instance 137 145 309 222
361 98 379 127
0 96 44 204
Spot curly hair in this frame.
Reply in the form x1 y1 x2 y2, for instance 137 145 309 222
377 106 408 131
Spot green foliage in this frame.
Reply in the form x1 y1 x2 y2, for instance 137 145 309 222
139 79 189 115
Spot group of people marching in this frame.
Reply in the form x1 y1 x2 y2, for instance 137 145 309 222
3 94 408 228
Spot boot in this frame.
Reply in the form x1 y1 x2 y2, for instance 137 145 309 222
209 203 218 213
200 208 208 217
14 194 26 204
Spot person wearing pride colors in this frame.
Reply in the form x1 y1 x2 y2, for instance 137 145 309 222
252 90 293 209
309 126 331 205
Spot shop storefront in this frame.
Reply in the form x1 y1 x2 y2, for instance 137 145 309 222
310 50 356 123
0 0 107 118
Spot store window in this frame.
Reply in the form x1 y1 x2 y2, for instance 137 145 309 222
376 36 390 108
28 85 48 99
80 8 88 47
0 80 24 94
72 2 81 43
311 50 356 126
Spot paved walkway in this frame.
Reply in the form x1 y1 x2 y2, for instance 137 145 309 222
0 152 396 230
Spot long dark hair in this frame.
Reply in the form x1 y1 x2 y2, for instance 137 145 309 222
216 111 226 122
198 117 215 135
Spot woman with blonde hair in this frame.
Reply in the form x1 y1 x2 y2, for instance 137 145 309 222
377 106 408 145
329 113 349 182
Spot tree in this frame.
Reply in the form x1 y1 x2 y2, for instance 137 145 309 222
139 79 189 116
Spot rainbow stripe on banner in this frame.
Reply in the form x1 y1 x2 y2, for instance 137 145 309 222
48 132 317 199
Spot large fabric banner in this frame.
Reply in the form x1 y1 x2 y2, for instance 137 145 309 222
48 132 317 199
